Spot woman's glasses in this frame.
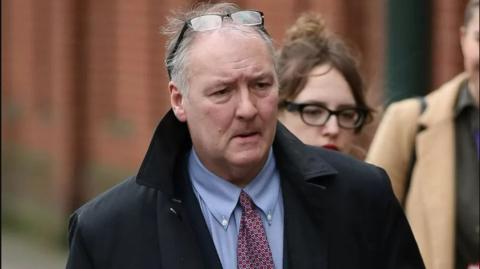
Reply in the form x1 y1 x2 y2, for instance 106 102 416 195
166 10 265 79
282 101 368 129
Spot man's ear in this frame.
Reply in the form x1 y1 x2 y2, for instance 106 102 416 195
169 81 187 122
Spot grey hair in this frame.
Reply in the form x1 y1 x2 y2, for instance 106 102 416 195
464 0 479 26
162 2 277 95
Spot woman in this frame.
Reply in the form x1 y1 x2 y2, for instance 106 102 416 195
277 13 373 159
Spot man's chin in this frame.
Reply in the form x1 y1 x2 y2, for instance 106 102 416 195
227 148 268 168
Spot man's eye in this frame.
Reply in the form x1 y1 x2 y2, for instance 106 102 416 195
253 81 272 91
257 82 269 88
212 88 229 96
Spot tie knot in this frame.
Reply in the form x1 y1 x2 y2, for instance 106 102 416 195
239 191 254 212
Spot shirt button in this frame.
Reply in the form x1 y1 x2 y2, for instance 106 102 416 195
267 212 272 225
221 218 228 227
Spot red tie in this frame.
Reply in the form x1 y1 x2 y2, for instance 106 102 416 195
237 191 275 269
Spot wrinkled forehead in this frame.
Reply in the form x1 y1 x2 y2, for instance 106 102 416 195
184 27 276 82
189 25 275 63
193 23 267 46
468 6 479 26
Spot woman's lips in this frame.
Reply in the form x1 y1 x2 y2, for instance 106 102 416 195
323 144 339 151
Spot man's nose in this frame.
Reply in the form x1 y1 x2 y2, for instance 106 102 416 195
321 115 340 136
236 88 258 120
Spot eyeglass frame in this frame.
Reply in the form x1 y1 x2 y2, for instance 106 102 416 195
281 100 369 129
165 10 266 79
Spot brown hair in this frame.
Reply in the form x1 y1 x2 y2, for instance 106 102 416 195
464 0 479 26
277 13 373 132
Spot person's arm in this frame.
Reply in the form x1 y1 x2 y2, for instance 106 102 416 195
66 213 95 269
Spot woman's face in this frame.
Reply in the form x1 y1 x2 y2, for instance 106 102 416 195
279 64 359 154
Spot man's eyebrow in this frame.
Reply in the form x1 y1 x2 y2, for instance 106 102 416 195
251 71 275 80
211 77 236 85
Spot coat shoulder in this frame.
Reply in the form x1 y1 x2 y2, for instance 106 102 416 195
67 176 166 268
71 176 159 239
310 146 392 196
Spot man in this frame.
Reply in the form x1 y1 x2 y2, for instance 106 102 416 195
66 3 424 268
367 1 479 268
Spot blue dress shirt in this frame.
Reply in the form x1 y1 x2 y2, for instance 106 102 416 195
188 148 284 269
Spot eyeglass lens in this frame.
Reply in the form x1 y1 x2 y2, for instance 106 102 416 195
166 11 263 79
300 105 363 128
190 11 262 31
190 14 222 31
230 11 262 25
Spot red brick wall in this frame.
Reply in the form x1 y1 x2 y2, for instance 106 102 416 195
1 0 467 214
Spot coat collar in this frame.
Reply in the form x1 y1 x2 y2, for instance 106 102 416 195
411 74 467 268
419 73 468 128
136 109 338 197
141 110 337 268
136 109 191 196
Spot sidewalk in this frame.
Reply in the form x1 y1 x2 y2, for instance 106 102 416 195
1 230 67 269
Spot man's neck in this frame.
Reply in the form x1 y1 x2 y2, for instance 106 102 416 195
192 148 272 188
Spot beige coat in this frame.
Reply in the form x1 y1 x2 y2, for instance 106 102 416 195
366 73 468 269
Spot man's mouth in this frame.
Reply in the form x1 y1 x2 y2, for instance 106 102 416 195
237 131 258 137
233 131 261 142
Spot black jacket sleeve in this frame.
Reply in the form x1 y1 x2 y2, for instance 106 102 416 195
376 168 425 268
66 213 94 269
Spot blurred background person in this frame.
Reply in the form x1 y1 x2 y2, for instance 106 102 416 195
366 0 479 268
277 13 373 159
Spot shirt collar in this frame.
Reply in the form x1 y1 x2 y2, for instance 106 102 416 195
188 148 280 228
455 81 477 117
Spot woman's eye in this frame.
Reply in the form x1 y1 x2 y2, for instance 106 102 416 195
303 108 324 116
339 110 359 120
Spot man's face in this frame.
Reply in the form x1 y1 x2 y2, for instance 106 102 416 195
170 28 278 186
461 8 479 95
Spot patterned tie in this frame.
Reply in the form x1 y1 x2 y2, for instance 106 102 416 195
237 191 275 269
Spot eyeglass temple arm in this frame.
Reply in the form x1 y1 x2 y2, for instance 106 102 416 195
166 23 189 80
166 12 268 80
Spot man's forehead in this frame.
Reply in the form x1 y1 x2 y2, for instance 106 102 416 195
188 28 273 64
190 25 267 51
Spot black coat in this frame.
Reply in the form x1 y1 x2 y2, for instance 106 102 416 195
66 110 425 269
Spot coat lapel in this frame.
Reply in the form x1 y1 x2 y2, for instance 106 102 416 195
412 74 465 268
155 193 207 268
414 119 455 267
274 124 338 269
281 177 329 268
155 152 222 269
178 161 223 269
